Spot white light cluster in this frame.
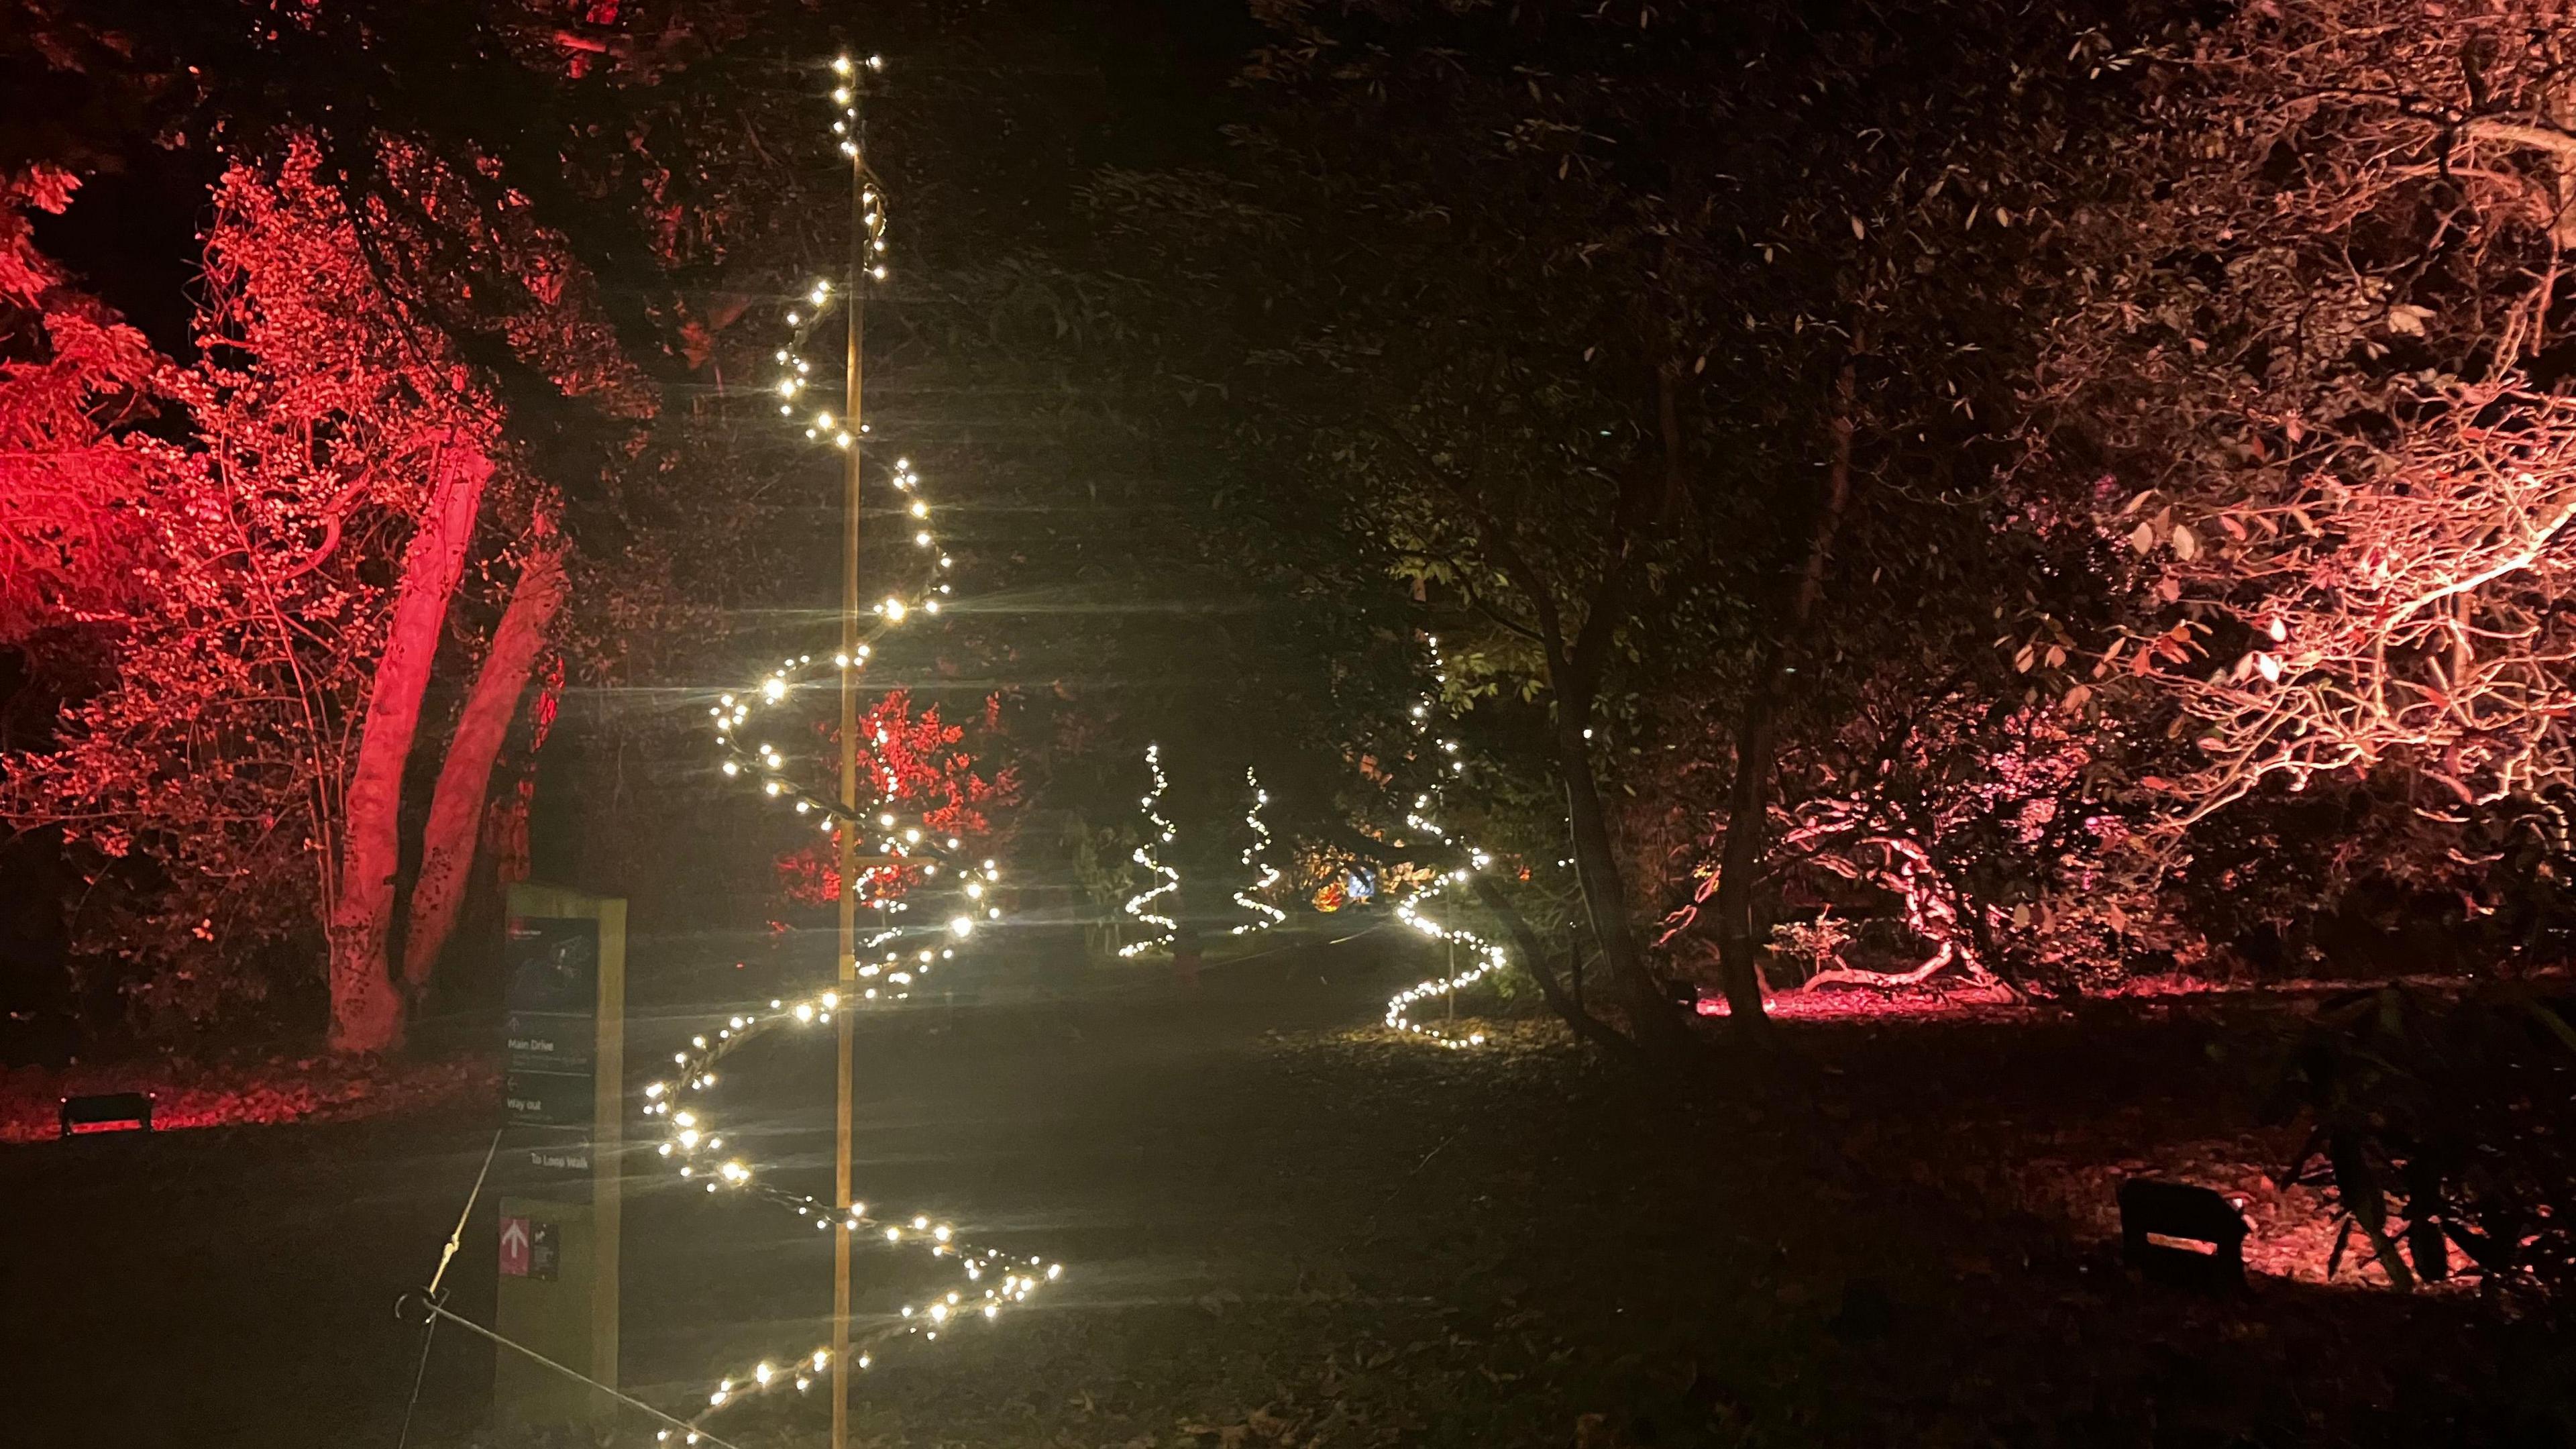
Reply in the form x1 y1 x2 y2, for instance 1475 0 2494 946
1228 767 1287 935
641 979 1065 1434
1382 637 1498 1048
704 52 997 977
645 55 1061 1434
1118 743 1181 957
709 673 1004 981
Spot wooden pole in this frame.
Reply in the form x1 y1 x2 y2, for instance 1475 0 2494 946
832 75 868 1449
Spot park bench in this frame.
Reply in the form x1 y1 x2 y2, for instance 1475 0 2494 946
58 1090 154 1138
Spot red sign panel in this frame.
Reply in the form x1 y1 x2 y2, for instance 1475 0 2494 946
499 1215 531 1278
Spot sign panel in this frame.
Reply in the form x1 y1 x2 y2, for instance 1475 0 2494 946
519 1128 592 1176
497 1212 561 1284
504 1068 598 1129
505 916 599 1014
504 916 600 1128
504 1012 594 1072
494 884 622 1432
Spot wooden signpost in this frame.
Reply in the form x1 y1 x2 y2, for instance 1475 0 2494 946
494 882 626 1431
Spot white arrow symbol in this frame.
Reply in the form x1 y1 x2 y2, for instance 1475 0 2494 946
502 1220 529 1258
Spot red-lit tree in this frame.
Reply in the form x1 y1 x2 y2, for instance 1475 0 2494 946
772 690 1018 912
0 166 164 649
1 146 607 1048
2033 1 2576 825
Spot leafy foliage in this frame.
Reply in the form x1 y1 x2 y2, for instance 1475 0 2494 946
772 689 1018 911
2268 983 2576 1317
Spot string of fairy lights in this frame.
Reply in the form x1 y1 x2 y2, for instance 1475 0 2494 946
1117 744 1181 957
1227 767 1285 935
706 50 998 984
651 53 1061 1436
639 989 1063 1438
1382 637 1499 1049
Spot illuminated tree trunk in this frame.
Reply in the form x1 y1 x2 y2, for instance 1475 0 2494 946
326 442 490 1054
400 531 567 994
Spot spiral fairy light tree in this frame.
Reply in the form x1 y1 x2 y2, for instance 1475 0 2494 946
1383 638 1503 1049
1228 767 1286 935
641 54 1062 1444
1118 743 1180 957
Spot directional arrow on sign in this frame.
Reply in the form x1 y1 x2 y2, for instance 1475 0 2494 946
500 1216 531 1277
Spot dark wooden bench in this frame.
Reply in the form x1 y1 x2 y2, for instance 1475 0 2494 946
58 1090 154 1138
2117 1178 2248 1289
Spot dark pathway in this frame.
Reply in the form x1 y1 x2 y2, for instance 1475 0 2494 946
0 947 1402 1448
4 945 2543 1448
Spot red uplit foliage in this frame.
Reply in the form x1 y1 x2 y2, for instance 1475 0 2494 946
1652 674 2160 1000
1774 690 2162 996
3 148 502 1026
773 690 1018 910
2033 1 2576 823
1 140 614 1038
0 167 166 649
0 1056 497 1145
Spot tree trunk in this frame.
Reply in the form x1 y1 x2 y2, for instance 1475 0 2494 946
1556 713 1695 1055
1711 669 1781 1025
400 532 567 994
326 442 489 1054
1711 356 1859 1033
1468 871 1639 1059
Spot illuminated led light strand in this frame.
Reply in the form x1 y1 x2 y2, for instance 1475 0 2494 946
639 976 1067 1434
1228 766 1286 934
1381 637 1497 1048
1118 743 1180 957
717 46 959 831
705 682 1004 974
701 55 995 970
639 55 1065 1436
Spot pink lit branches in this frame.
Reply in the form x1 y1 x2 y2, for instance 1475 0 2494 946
2110 383 2576 821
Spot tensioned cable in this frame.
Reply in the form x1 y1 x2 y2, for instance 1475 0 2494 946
401 1297 750 1449
394 1128 502 1449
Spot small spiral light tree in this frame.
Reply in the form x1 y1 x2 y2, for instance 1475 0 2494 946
1383 637 1507 1049
1228 767 1287 935
1118 743 1181 957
